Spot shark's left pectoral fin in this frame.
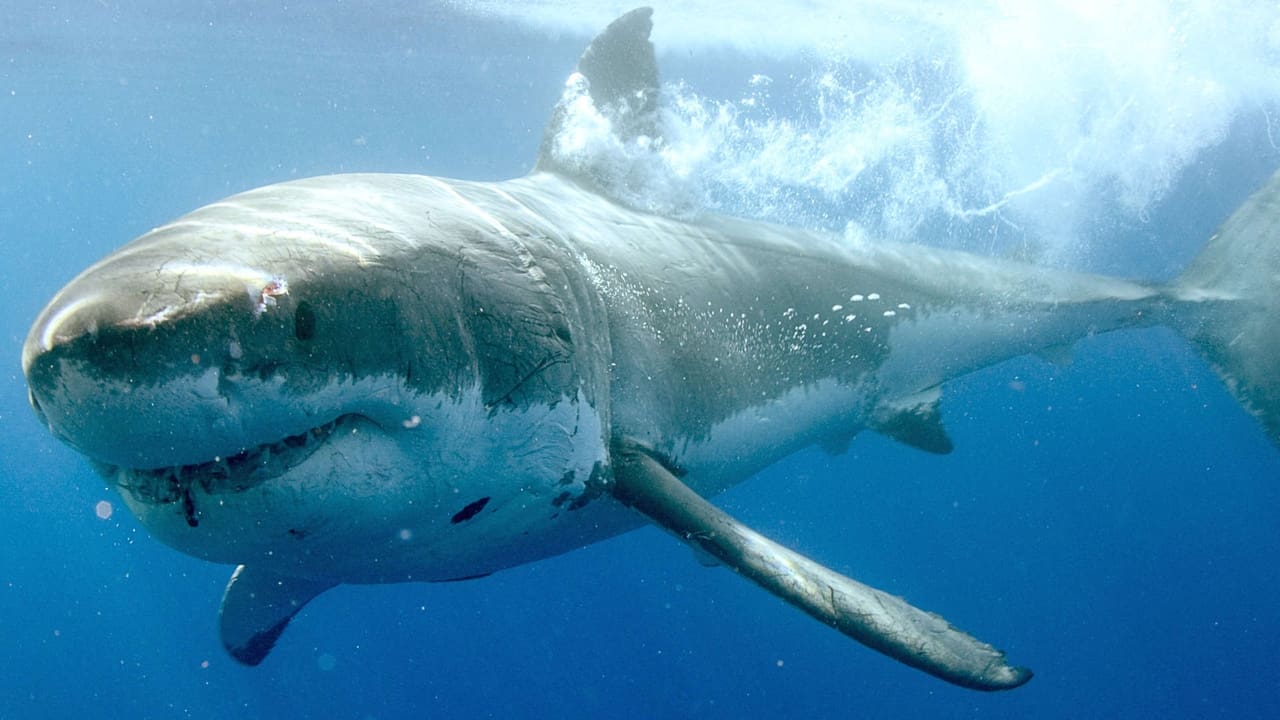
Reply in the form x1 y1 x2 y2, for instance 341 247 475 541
609 439 1031 691
219 565 336 666
872 388 954 455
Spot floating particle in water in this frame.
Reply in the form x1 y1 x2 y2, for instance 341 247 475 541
94 500 113 520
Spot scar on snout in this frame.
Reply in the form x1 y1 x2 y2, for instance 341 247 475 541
252 275 289 317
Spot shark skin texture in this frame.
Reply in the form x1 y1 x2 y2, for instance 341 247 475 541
21 8 1280 690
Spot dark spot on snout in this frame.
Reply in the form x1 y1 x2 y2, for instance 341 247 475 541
450 496 491 524
294 301 316 341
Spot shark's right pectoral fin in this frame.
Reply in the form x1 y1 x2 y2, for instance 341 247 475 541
219 565 336 666
609 439 1032 691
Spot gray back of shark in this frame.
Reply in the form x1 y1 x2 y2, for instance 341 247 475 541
20 7 1280 691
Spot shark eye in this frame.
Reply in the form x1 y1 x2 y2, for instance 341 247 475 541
294 301 317 341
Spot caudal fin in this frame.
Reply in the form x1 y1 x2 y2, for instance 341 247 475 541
1173 169 1280 447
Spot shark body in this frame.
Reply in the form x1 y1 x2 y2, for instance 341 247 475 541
21 9 1280 691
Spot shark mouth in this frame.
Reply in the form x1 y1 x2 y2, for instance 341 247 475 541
104 414 359 526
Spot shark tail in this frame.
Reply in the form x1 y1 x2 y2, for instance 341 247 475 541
1172 169 1280 447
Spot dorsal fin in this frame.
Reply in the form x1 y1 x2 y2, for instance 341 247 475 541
534 7 662 192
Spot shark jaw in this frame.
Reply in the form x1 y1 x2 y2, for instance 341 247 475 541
70 374 613 584
102 413 358 527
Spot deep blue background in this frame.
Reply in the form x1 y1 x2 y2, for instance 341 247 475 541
3 3 1278 718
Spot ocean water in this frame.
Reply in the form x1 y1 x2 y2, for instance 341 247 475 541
3 2 1279 718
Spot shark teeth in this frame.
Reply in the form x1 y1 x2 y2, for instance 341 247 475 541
112 415 351 506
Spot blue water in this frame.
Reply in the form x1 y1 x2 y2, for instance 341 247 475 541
3 3 1279 718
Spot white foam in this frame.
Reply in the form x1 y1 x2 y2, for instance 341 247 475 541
454 0 1280 267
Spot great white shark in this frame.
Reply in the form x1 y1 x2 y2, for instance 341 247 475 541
20 8 1280 691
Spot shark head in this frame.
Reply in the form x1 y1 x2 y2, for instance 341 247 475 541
20 7 661 585
22 174 612 582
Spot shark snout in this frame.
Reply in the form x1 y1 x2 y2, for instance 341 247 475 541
23 336 241 469
22 268 415 475
22 266 305 470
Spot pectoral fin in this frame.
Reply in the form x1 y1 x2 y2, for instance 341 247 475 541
871 388 953 454
608 439 1031 691
218 565 336 665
